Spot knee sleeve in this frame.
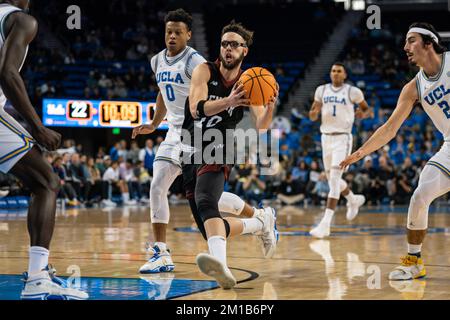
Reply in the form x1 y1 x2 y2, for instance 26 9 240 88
407 164 450 230
150 161 181 224
218 192 245 215
328 168 343 199
196 192 221 223
223 219 231 238
339 178 348 192
407 189 430 230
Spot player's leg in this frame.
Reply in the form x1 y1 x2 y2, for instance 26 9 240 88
139 160 180 274
10 146 88 299
219 192 253 217
389 164 450 280
310 135 334 238
338 135 365 220
194 169 237 289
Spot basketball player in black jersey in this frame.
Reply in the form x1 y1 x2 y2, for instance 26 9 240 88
181 21 279 289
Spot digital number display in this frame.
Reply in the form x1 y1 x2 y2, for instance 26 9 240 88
99 101 142 127
43 98 169 129
67 100 92 121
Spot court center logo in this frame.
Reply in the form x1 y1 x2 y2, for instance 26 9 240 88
180 127 280 176
67 5 81 30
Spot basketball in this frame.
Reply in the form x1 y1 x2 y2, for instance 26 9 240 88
239 67 277 107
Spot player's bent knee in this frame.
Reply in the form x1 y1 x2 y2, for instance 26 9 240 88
195 194 221 223
407 190 430 230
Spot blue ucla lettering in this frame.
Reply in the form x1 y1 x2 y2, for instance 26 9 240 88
324 96 346 104
424 85 450 106
156 71 184 84
433 88 443 100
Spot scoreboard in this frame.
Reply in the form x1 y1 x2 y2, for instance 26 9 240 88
43 98 169 129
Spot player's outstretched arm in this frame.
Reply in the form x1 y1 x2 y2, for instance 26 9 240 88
0 12 60 150
340 80 418 168
189 64 250 119
309 101 323 121
132 92 167 139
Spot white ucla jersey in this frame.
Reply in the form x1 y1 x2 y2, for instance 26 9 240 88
0 4 27 109
416 51 450 141
151 46 206 131
314 83 364 134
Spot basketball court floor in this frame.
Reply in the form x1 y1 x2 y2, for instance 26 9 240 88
1 203 450 300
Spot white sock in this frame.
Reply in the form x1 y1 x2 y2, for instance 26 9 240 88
407 243 422 255
344 191 356 203
207 236 227 265
123 193 130 201
241 218 264 235
28 246 49 275
322 208 334 224
155 242 167 252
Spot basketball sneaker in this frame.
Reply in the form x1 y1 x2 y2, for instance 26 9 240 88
123 199 138 206
346 195 366 221
196 253 236 289
254 207 279 259
139 244 175 274
101 199 117 208
309 219 331 239
388 255 426 280
20 265 88 300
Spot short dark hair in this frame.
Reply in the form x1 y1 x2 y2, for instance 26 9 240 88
409 22 446 54
164 8 193 31
221 20 254 47
332 62 346 71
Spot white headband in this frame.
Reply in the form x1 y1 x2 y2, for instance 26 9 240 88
407 27 439 44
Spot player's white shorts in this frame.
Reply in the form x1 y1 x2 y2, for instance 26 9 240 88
0 108 35 173
154 126 182 167
426 141 450 178
321 133 352 172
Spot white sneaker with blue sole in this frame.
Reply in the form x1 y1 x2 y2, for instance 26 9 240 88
255 207 279 259
21 266 88 300
139 245 175 274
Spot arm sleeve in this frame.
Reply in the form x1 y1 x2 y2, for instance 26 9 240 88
314 85 325 102
185 51 207 79
350 86 365 104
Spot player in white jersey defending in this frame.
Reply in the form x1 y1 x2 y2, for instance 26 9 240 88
309 63 371 238
341 22 449 280
132 9 277 274
0 0 87 299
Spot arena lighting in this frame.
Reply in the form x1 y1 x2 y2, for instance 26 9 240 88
42 98 168 129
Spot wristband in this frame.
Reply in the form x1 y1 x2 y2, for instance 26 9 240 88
196 100 207 118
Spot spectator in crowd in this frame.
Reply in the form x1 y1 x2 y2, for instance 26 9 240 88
242 167 267 205
102 161 137 207
278 172 305 205
139 139 155 175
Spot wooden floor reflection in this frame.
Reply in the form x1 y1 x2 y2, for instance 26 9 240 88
1 203 450 300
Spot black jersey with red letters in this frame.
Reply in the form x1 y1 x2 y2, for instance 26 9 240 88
181 60 244 164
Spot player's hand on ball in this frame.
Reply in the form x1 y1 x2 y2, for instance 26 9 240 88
33 126 61 151
340 149 365 169
228 82 251 108
132 124 156 139
265 83 279 110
